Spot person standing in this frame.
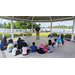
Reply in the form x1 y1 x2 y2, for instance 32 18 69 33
35 25 40 40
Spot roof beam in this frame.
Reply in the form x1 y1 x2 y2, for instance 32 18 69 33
49 16 52 22
0 16 74 22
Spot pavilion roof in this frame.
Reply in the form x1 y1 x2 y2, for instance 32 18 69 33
0 16 74 22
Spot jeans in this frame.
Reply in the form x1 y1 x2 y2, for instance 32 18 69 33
16 51 21 55
8 51 12 53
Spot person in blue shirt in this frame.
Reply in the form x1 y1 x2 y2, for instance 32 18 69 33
48 34 53 38
1 37 8 51
30 42 37 52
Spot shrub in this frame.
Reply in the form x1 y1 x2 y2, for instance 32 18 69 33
61 34 65 38
19 33 23 36
25 32 31 36
14 34 19 37
52 33 57 37
24 34 27 36
0 34 2 40
65 34 71 39
4 34 11 38
74 36 75 40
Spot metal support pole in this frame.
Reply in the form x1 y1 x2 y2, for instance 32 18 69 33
23 29 24 37
31 21 33 36
71 19 75 41
50 21 52 34
59 21 62 38
2 28 4 39
31 16 34 36
11 19 14 39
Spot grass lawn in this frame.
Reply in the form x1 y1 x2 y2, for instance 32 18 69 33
33 33 50 36
33 32 68 36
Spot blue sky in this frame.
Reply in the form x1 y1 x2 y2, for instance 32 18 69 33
0 18 73 27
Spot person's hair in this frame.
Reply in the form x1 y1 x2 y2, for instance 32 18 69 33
48 40 52 45
14 44 17 47
32 42 35 45
23 43 27 47
18 38 21 40
48 40 51 42
48 42 52 45
9 39 13 43
54 39 57 42
4 37 7 39
61 36 63 39
58 35 60 37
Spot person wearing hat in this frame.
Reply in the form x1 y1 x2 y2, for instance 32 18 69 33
35 25 40 40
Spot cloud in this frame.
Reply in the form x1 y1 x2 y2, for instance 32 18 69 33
0 18 16 24
0 18 73 27
36 20 73 27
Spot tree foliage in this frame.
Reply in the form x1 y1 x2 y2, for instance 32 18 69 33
0 21 40 29
48 25 73 29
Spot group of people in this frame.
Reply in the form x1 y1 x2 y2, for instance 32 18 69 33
0 35 65 56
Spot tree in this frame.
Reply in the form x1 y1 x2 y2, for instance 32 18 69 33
14 21 20 29
4 22 6 25
8 22 11 29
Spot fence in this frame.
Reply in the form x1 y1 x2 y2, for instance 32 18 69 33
0 29 32 40
0 28 74 41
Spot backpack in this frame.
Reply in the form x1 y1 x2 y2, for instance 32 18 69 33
0 44 1 49
62 39 65 44
43 47 47 52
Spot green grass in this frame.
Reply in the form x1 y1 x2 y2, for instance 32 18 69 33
33 32 68 37
33 33 50 36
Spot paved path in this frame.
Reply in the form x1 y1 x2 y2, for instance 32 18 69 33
0 36 75 58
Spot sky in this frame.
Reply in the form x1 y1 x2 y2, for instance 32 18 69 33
0 18 73 27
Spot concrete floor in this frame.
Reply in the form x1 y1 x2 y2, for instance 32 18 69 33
0 36 75 58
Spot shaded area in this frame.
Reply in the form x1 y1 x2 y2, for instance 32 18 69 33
0 36 75 58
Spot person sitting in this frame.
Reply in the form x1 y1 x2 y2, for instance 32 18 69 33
22 40 25 43
47 40 53 53
52 39 58 48
30 42 37 52
22 43 30 55
7 39 14 53
21 40 28 47
17 38 23 49
0 44 1 49
57 36 62 46
1 37 8 51
12 44 21 56
37 43 47 54
48 34 53 38
61 36 65 45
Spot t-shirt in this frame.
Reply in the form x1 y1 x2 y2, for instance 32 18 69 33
12 48 17 56
30 45 37 52
7 43 14 52
53 42 58 48
36 27 40 32
47 45 53 52
22 47 28 54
